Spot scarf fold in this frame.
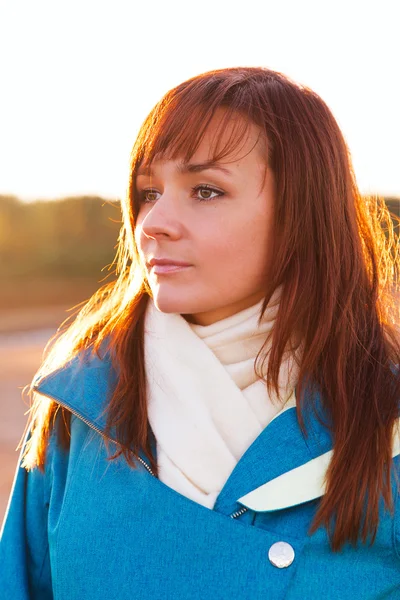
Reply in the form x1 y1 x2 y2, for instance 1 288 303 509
144 286 300 509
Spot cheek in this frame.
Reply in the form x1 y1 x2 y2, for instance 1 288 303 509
203 210 272 274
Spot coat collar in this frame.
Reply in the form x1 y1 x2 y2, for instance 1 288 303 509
33 346 400 517
33 345 120 437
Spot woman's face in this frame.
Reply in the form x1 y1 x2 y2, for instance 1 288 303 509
134 111 276 325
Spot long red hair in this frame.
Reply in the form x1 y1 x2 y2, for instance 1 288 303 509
22 66 400 551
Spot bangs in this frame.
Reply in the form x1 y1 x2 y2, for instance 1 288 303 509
131 79 267 179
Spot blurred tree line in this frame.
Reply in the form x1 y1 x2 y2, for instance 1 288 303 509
0 195 121 278
0 194 399 311
0 195 121 309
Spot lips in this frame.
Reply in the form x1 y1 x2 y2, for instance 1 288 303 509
147 258 192 268
146 257 192 275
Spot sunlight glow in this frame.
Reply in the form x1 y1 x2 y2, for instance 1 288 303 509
0 0 398 201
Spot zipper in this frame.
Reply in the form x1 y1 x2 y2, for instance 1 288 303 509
230 506 249 519
33 387 157 478
34 387 249 520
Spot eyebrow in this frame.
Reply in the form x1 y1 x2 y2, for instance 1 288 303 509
136 161 233 178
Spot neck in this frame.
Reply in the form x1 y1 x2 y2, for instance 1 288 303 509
182 290 267 326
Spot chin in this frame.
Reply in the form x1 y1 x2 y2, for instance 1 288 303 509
152 295 191 315
151 290 205 316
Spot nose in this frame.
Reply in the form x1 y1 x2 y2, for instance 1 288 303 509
139 193 182 240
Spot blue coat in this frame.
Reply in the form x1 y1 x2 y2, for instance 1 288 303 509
1 347 400 599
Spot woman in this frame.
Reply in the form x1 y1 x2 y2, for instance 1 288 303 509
1 66 400 599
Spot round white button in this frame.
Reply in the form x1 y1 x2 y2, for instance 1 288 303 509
268 541 295 568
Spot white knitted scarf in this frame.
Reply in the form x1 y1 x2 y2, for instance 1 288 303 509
144 286 300 508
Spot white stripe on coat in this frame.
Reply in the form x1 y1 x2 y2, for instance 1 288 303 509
237 417 400 512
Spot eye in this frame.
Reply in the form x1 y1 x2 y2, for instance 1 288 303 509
138 184 225 204
139 189 159 203
191 184 225 202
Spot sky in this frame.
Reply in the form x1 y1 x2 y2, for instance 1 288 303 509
0 0 399 202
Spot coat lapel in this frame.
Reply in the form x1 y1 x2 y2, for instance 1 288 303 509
236 417 400 514
211 389 334 516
